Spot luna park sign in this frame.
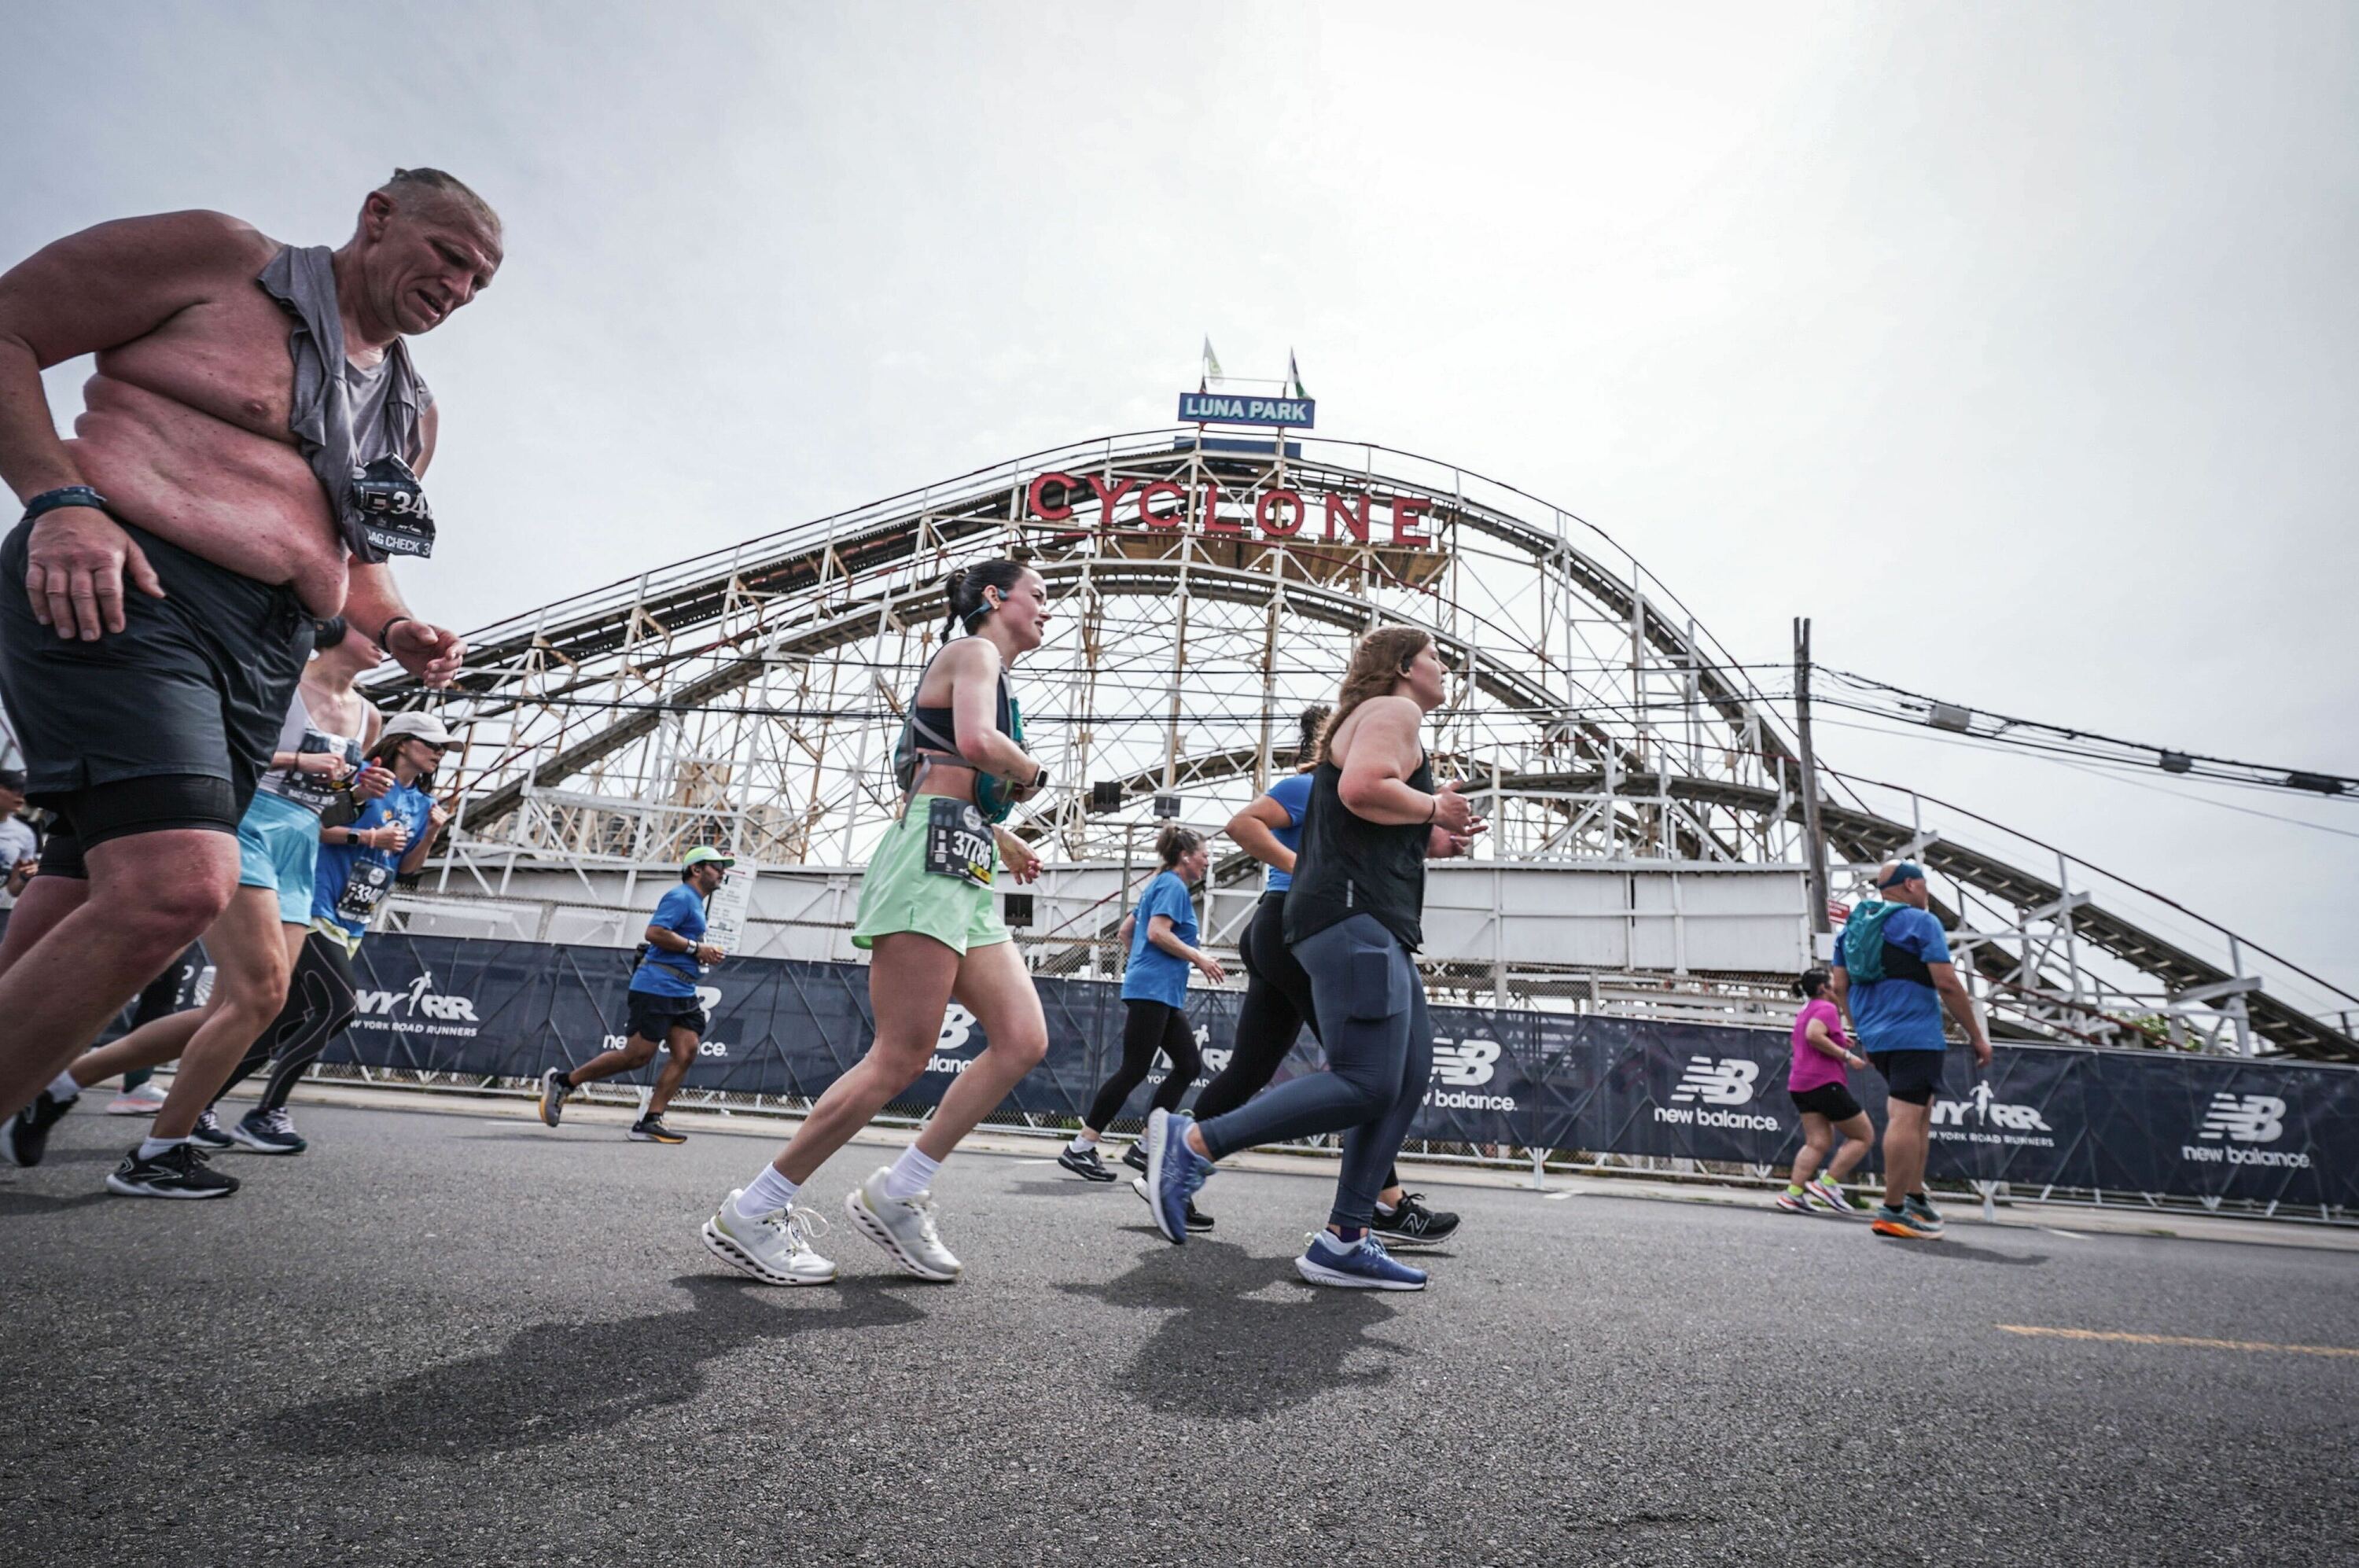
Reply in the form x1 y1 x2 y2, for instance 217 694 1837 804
1025 470 1439 549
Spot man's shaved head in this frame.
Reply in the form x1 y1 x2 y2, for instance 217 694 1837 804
372 167 502 238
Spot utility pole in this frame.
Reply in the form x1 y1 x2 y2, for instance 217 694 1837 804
1794 617 1832 941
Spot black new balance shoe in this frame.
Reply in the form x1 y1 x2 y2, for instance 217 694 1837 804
1371 1192 1459 1248
189 1108 236 1151
628 1115 686 1145
1058 1145 1118 1183
106 1143 240 1199
1121 1141 1149 1173
1 1088 77 1169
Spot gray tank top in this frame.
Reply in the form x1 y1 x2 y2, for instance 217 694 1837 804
256 245 435 563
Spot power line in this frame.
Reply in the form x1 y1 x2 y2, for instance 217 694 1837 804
1820 668 2356 800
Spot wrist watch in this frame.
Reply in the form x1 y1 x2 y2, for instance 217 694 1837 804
1029 764 1050 790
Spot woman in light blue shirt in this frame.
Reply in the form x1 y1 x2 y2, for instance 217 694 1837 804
1061 824 1224 1184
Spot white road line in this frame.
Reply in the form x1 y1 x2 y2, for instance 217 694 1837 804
2041 1227 2088 1239
1543 1191 1573 1201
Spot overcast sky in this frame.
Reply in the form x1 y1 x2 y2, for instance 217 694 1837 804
5 2 2354 1010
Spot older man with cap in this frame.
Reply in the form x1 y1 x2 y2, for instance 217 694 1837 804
539 845 734 1145
1830 859 1993 1239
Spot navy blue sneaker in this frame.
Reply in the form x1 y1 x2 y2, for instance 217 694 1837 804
1295 1230 1428 1291
1143 1108 1211 1246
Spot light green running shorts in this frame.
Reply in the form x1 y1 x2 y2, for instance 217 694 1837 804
852 795 1011 955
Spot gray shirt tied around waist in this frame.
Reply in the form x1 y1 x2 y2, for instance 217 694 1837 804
256 245 435 564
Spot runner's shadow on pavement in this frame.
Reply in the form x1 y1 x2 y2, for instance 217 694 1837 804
1056 1240 1405 1418
263 1272 928 1459
1883 1241 2048 1266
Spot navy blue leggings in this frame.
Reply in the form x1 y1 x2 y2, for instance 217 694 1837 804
1195 913 1431 1229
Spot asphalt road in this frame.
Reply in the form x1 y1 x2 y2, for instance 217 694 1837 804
4 1100 2355 1567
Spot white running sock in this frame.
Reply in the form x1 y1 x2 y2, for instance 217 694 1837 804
1374 1198 1400 1218
737 1165 800 1218
881 1145 942 1201
137 1136 189 1160
48 1069 81 1102
1068 1133 1098 1154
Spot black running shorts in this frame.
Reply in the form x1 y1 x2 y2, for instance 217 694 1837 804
1790 1082 1864 1121
625 992 707 1041
1868 1049 1947 1106
0 516 311 852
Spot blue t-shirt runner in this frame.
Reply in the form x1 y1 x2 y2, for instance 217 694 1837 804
311 782 434 954
1122 869 1198 1009
1261 771 1314 894
1836 900 1952 1052
632 882 710 999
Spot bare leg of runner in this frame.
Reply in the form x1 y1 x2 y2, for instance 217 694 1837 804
0 831 236 1121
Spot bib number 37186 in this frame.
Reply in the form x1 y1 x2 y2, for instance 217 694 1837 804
922 797 995 888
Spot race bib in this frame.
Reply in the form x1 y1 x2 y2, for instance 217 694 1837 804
351 453 436 560
922 797 995 888
336 860 394 925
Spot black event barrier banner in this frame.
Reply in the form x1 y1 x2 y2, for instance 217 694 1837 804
330 934 2359 1208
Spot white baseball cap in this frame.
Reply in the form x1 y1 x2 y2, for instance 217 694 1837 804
379 710 459 749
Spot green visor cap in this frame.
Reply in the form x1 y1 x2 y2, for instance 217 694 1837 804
682 846 736 870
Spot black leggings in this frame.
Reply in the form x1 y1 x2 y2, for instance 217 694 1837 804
1085 997 1202 1132
211 931 359 1114
1191 892 1402 1190
116 942 205 1091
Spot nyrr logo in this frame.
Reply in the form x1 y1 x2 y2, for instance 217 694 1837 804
1928 1080 2057 1150
1670 1057 1760 1106
1424 1036 1514 1112
2184 1093 2308 1169
351 970 481 1035
1931 1081 2052 1132
2198 1093 2285 1144
926 1003 981 1075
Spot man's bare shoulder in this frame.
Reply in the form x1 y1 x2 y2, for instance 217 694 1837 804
67 209 280 276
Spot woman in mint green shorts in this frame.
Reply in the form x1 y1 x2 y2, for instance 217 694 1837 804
703 559 1053 1286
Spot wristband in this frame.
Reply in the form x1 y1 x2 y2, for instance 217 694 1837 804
22 486 110 525
1424 794 1437 823
377 615 415 648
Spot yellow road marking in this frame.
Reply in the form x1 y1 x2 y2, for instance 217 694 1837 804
1998 1325 2359 1359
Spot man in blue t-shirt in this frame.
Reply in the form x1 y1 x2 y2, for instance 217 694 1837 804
538 846 734 1143
1831 859 1993 1239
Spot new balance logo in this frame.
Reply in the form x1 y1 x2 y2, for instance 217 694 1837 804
2198 1093 2285 1144
1670 1056 1759 1106
1431 1038 1503 1088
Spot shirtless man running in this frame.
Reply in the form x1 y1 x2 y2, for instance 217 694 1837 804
0 169 489 1138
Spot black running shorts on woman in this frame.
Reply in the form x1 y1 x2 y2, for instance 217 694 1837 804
1789 1082 1864 1121
627 993 708 1041
0 517 311 865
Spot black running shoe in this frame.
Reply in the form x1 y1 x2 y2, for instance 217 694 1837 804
190 1108 235 1151
1121 1141 1149 1173
537 1067 572 1128
1371 1192 1459 1248
1128 1176 1214 1231
106 1143 240 1199
628 1115 686 1145
1058 1145 1118 1182
1 1088 77 1169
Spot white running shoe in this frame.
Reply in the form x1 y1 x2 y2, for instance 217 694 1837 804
845 1167 962 1282
105 1080 169 1116
702 1191 837 1286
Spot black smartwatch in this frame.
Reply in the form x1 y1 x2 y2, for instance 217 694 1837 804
21 486 110 525
1030 765 1051 792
